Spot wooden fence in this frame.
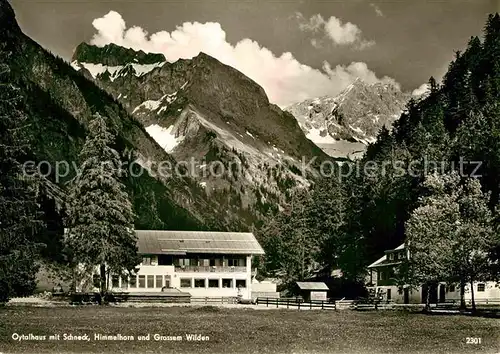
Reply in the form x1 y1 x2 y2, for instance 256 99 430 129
435 298 500 310
256 297 337 310
254 297 400 311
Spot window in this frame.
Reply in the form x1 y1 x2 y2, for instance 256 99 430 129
209 259 216 267
194 279 206 288
222 279 233 288
388 253 394 261
180 278 191 288
178 258 190 267
477 283 486 292
112 275 120 288
448 284 456 293
147 275 154 288
202 259 210 267
129 275 137 288
208 279 219 288
142 257 151 266
156 275 163 288
387 289 392 300
121 276 128 289
138 275 146 288
164 275 171 288
236 279 246 288
228 258 245 267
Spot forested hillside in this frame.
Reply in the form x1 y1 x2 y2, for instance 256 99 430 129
258 14 500 290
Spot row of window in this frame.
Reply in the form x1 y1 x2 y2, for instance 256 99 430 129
384 284 487 300
101 275 247 289
448 283 486 292
387 252 404 261
101 275 171 289
177 258 245 267
179 278 246 289
142 256 246 267
375 279 487 293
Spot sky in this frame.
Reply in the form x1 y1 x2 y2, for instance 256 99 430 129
10 0 499 107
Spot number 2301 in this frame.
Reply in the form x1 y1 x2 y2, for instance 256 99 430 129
466 337 482 344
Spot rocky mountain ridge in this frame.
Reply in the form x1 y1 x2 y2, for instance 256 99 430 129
0 0 240 230
286 78 410 159
71 43 331 218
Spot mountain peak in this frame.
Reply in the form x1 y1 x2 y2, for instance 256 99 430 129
72 42 166 66
286 79 410 158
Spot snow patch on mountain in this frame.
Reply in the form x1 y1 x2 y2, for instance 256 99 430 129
133 92 179 115
72 61 165 81
246 131 256 139
145 124 184 153
306 128 337 144
133 99 162 113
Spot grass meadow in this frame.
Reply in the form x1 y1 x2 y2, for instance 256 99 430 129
0 306 499 353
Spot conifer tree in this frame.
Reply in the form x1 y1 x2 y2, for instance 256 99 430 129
65 113 140 299
258 189 319 288
0 63 43 303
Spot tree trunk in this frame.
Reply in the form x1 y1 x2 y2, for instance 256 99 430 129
72 266 77 293
99 263 106 304
459 278 466 312
301 245 304 281
425 283 431 312
470 276 476 313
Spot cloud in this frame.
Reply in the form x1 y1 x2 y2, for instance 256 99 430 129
298 13 325 32
89 11 396 107
310 38 322 49
297 12 374 50
370 3 384 17
411 83 430 97
323 61 399 88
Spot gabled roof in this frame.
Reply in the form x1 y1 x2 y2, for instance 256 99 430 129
136 230 265 255
296 282 329 290
368 254 387 268
368 243 405 268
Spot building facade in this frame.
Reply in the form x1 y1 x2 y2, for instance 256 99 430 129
98 230 265 300
296 282 329 302
367 243 500 304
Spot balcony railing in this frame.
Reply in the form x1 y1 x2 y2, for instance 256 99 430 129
175 266 247 273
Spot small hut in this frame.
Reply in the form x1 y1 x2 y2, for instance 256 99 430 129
296 282 329 302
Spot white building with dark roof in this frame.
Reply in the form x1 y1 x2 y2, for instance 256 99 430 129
368 243 500 304
104 230 265 300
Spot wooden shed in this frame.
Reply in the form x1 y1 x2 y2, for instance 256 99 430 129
296 282 329 302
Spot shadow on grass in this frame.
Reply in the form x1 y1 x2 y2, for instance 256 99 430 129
188 305 222 313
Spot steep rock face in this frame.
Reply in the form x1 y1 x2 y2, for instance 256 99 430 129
0 0 237 231
287 79 410 159
72 43 167 66
72 45 330 218
0 0 17 30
